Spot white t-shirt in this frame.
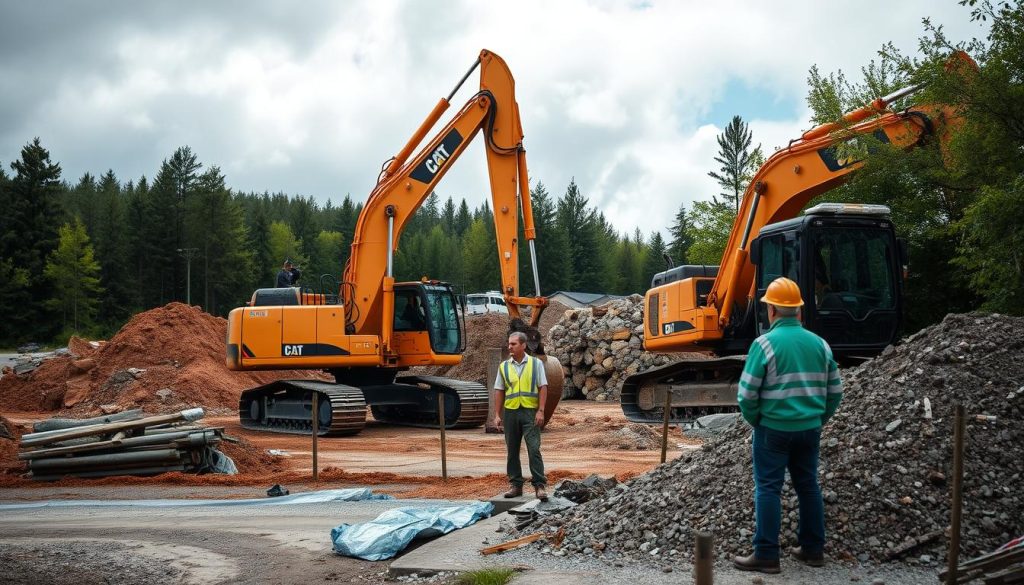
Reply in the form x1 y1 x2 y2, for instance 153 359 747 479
493 354 549 391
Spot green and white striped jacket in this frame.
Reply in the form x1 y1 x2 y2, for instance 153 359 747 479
737 317 843 431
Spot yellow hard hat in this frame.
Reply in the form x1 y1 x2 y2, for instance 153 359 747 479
761 277 804 307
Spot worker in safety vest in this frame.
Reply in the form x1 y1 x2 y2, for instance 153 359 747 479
492 331 549 501
733 277 843 574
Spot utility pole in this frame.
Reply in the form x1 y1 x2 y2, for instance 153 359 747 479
177 248 199 305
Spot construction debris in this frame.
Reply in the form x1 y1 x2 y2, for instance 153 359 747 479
16 408 237 481
518 312 1024 566
547 296 684 401
553 474 619 504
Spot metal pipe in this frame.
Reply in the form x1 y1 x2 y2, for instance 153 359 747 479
28 448 183 472
386 206 396 277
739 185 763 249
528 240 541 297
880 82 926 105
20 409 205 448
32 410 144 433
31 464 187 482
447 58 481 102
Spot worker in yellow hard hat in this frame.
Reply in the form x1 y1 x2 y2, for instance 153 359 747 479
733 277 844 575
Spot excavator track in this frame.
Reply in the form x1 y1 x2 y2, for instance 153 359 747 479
367 376 489 429
620 356 747 424
239 380 367 436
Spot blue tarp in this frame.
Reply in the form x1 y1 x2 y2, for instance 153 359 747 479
331 501 494 561
0 488 392 510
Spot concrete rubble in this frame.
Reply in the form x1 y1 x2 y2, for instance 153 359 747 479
547 295 682 401
518 312 1024 568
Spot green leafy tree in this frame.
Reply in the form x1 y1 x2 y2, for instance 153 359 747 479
708 116 763 212
307 230 346 290
461 218 500 292
685 199 736 265
269 220 306 276
44 219 103 336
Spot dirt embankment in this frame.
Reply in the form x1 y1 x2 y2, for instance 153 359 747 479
0 303 325 416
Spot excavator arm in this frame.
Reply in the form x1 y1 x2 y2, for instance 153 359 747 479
343 49 546 350
646 82 963 353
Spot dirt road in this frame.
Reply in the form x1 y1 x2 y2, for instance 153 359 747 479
1 402 696 500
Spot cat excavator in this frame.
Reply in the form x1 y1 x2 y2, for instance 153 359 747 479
621 54 972 424
225 49 563 436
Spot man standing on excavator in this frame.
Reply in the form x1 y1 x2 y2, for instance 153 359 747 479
492 331 549 501
733 277 843 574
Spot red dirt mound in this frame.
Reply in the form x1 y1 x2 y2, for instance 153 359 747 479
0 303 326 416
0 415 25 476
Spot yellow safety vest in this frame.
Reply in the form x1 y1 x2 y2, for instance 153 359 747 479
501 356 540 410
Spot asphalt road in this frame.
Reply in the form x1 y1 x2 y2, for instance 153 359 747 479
0 496 451 584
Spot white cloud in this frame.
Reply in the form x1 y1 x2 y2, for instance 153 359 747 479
0 0 987 235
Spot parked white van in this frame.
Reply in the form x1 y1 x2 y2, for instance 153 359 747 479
464 291 509 315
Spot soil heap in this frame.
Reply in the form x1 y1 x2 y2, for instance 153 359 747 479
411 300 570 385
0 415 22 476
0 303 324 415
547 295 687 401
524 312 1024 566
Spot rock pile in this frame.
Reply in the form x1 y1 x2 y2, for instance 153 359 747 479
522 312 1024 566
547 296 679 401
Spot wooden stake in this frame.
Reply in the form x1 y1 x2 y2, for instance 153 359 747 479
946 403 966 585
480 532 545 555
312 392 319 483
660 390 672 464
695 531 714 585
439 392 448 481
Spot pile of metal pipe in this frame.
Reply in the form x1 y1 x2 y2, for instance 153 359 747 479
17 408 236 481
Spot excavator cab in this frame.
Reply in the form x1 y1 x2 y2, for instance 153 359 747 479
391 282 464 358
750 203 903 357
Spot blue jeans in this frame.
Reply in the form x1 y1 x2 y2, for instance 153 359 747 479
752 425 825 560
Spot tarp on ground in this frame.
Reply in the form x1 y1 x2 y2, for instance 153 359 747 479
0 488 392 510
331 501 494 561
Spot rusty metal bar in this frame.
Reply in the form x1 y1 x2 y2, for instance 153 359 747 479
312 392 319 482
439 393 448 480
695 531 713 584
660 390 672 464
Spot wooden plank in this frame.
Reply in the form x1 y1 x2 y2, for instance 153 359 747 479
480 532 545 555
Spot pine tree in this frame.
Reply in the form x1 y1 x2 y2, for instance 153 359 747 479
556 178 600 291
708 116 762 212
94 170 135 328
454 199 472 236
144 147 201 306
249 205 274 287
667 203 694 265
44 219 103 336
643 231 669 288
0 138 65 342
525 181 570 293
441 196 457 234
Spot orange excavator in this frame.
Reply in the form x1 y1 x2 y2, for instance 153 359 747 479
225 49 563 436
621 55 971 424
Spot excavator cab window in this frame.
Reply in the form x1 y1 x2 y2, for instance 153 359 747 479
421 284 463 355
812 229 896 318
394 289 428 332
755 234 801 333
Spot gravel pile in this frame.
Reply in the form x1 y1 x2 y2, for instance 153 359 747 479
522 312 1024 567
548 296 681 400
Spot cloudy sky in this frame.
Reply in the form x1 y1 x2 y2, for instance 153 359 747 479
0 1 986 236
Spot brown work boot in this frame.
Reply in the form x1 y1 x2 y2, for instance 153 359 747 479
733 553 781 574
790 546 825 567
503 485 523 498
534 485 548 501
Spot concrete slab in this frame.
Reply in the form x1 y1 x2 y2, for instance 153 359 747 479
487 491 535 514
510 572 601 584
389 513 508 577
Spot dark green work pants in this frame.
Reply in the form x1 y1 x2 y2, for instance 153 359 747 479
503 406 546 487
